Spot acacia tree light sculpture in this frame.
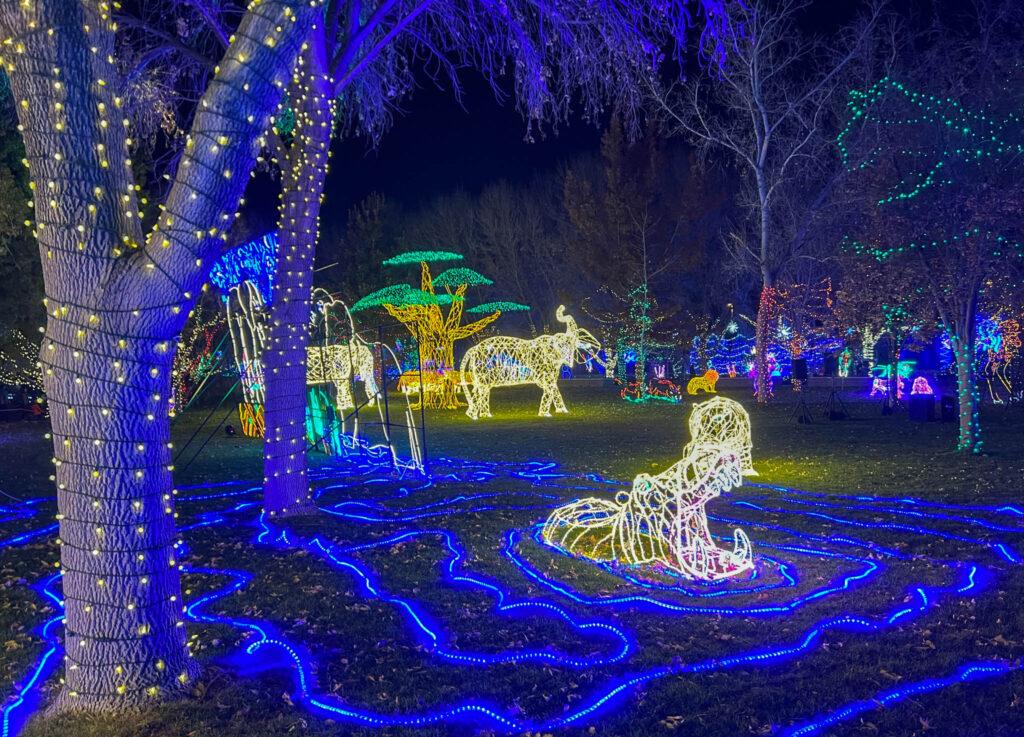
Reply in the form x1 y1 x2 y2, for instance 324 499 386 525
352 252 529 410
460 306 601 419
543 396 756 581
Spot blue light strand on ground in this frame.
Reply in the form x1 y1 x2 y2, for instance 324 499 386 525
522 526 885 616
1 574 64 737
745 482 1024 518
741 492 1024 534
733 499 1020 563
0 523 58 549
291 530 635 667
778 660 1019 736
2 445 1024 736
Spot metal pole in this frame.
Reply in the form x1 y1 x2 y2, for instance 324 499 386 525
379 325 394 469
416 328 428 476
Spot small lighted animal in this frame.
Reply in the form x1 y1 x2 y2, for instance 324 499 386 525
460 306 600 419
619 378 683 403
686 369 720 395
306 342 378 410
910 376 933 395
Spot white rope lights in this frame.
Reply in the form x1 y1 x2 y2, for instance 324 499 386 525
460 306 600 418
543 397 756 581
224 283 380 424
306 342 378 410
683 396 757 477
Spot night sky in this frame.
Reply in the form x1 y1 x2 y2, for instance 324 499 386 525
327 77 605 210
238 0 939 236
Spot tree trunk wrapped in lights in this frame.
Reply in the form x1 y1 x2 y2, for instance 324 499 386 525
261 23 334 518
0 0 313 711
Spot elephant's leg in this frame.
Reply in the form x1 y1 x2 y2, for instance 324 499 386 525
364 376 378 406
551 383 569 413
465 384 479 419
538 381 553 416
480 385 493 417
337 379 355 410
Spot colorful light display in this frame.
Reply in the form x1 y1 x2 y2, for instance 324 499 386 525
461 307 600 418
911 377 933 395
352 254 528 410
618 378 683 403
686 368 719 394
1 434 1022 735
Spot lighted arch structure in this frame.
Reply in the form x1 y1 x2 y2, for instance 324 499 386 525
460 306 601 419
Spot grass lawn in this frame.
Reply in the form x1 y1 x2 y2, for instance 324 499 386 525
2 379 1024 737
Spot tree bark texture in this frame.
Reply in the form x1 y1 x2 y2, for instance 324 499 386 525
754 282 777 403
262 23 333 517
0 0 313 711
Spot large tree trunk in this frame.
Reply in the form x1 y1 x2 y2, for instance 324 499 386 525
262 25 333 517
0 0 313 711
44 309 198 710
953 339 980 452
754 283 776 403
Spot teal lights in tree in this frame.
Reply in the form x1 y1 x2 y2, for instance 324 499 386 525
840 76 1024 452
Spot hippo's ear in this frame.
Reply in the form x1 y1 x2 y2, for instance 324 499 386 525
632 473 654 491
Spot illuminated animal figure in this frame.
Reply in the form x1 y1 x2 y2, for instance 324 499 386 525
683 396 756 476
460 306 600 419
306 342 378 410
619 378 683 403
911 376 933 395
686 369 719 395
543 444 753 581
870 375 906 399
543 395 757 581
398 369 470 409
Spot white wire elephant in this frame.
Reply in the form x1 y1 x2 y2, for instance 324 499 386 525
306 342 378 410
460 306 600 419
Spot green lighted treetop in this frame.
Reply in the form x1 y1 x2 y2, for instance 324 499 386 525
433 267 493 287
352 251 529 408
382 250 464 265
468 301 530 313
